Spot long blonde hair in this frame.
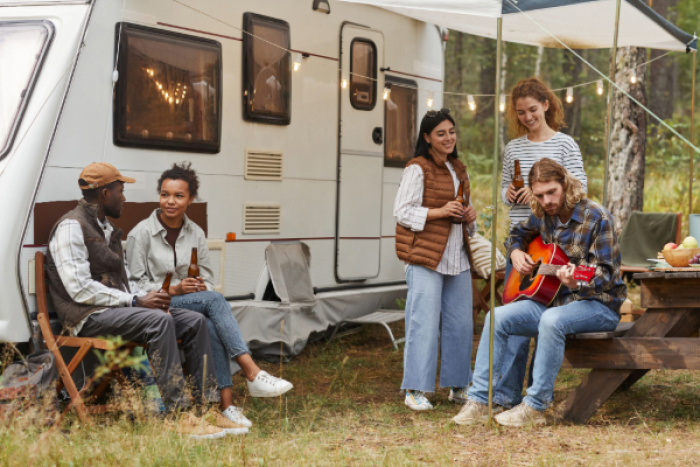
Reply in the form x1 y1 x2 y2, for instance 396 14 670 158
506 77 566 139
528 158 585 217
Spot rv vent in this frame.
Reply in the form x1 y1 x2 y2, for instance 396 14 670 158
245 149 283 181
243 203 281 234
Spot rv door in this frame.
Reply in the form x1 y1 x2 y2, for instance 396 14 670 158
336 25 384 281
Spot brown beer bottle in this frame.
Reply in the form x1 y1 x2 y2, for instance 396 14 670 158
188 247 200 278
451 181 465 225
160 271 173 294
512 159 525 190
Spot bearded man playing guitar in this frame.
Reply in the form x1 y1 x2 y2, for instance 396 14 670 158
453 158 627 427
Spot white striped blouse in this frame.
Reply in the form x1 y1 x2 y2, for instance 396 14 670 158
394 161 476 275
500 132 587 226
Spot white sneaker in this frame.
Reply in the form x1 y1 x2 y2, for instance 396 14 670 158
448 387 468 404
452 400 503 426
404 390 433 411
222 405 253 428
246 371 293 398
494 403 546 427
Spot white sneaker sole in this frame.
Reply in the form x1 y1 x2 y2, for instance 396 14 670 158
404 400 433 411
448 395 468 404
493 415 546 427
247 382 293 398
224 427 249 435
189 430 227 440
452 406 503 425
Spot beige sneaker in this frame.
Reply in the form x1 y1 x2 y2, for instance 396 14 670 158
494 403 546 427
174 413 227 440
203 408 249 435
452 400 502 426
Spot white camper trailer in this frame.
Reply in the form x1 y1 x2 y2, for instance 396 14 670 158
0 0 445 354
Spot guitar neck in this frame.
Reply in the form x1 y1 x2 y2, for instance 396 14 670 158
538 264 565 277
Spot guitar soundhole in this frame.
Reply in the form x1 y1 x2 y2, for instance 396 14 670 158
518 260 541 292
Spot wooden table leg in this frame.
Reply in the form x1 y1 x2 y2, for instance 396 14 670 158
561 308 700 424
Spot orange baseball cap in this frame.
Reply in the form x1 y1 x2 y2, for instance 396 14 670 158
78 162 135 190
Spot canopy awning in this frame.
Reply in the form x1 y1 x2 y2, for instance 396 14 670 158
338 0 696 51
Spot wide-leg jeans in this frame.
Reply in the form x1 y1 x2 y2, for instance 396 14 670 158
468 298 620 411
171 291 250 390
401 264 473 393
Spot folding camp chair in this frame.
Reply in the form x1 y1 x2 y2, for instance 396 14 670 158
34 251 142 423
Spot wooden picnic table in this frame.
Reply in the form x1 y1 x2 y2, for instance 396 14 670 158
558 270 700 424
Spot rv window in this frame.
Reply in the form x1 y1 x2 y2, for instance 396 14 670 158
242 13 291 125
384 77 417 167
350 39 376 111
114 23 222 153
0 21 53 159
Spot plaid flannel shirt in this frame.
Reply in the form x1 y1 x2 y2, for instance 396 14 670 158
506 198 627 312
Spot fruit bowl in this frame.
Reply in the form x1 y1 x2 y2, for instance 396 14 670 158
662 248 700 267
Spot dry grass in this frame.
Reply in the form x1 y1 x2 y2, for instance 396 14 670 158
2 323 699 466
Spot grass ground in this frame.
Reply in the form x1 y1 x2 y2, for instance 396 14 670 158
2 319 699 466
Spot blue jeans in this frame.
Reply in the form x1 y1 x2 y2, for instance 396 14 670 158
401 265 473 393
468 299 620 411
493 257 533 407
171 291 250 390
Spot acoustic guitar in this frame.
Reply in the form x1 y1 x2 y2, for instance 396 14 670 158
502 236 596 306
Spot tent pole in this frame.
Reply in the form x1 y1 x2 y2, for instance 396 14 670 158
603 0 622 206
690 51 697 218
487 16 503 423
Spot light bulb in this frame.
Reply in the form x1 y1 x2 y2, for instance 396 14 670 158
341 78 348 89
565 87 574 104
293 53 302 72
596 79 604 96
426 91 435 109
499 95 506 113
630 71 637 84
468 95 476 111
383 86 391 100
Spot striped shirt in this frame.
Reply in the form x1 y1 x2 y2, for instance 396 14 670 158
506 198 627 312
501 132 587 226
394 161 476 275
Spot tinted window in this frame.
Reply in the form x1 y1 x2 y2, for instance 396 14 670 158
350 39 376 111
243 13 291 125
384 77 417 167
113 23 221 153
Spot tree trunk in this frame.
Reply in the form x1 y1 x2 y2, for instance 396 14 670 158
606 47 648 235
534 46 544 77
499 45 508 151
562 49 583 140
649 0 678 123
476 39 496 123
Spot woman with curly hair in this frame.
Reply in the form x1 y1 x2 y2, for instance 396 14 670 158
127 162 293 432
494 77 588 410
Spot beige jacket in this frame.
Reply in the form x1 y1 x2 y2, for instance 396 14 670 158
126 209 215 292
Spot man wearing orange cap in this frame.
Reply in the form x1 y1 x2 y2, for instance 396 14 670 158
45 162 246 439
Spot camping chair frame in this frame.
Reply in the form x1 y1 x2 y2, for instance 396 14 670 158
34 251 141 423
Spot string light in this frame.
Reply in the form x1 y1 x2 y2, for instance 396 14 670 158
293 53 302 72
383 85 391 101
426 91 434 108
596 79 604 95
630 70 637 84
565 87 574 104
467 95 476 111
499 94 506 113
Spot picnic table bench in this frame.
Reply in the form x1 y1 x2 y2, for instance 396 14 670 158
559 270 700 424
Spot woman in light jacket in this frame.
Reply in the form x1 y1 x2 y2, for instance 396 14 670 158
394 108 477 410
127 162 292 430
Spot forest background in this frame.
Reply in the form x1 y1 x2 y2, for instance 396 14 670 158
443 0 699 242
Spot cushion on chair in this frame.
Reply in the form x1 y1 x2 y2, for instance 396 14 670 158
620 212 678 268
468 233 506 279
